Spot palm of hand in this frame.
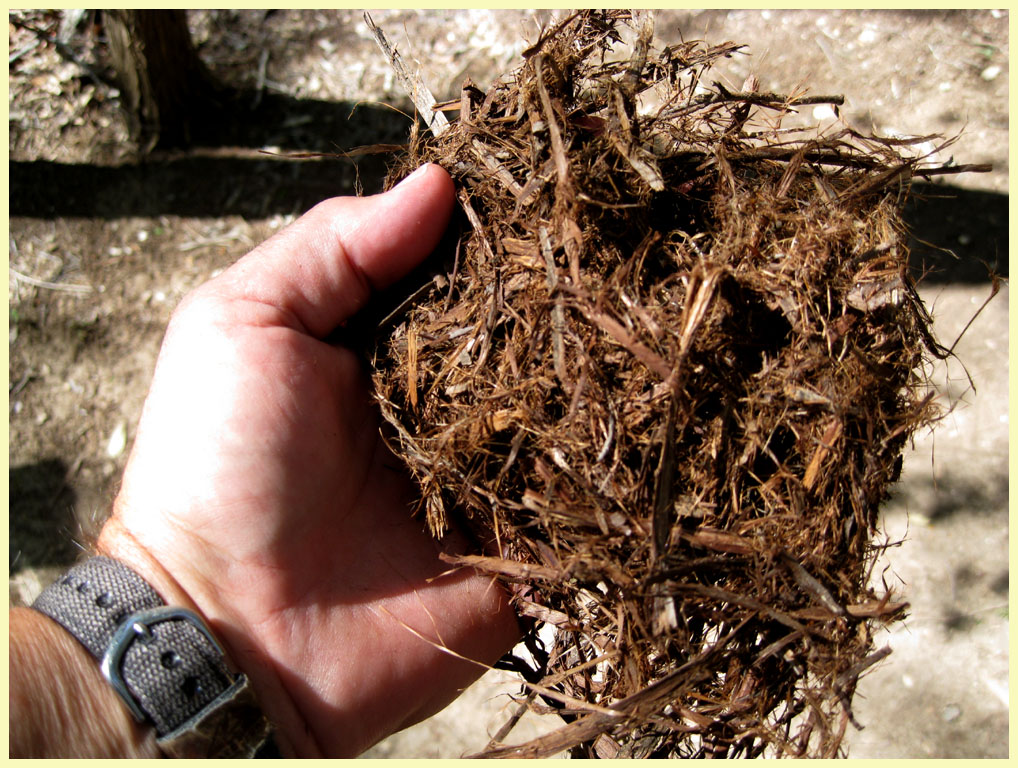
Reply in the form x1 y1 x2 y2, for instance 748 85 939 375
101 168 518 756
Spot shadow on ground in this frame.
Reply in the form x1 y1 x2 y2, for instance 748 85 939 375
9 459 82 571
10 91 415 219
904 182 1007 284
9 88 1006 286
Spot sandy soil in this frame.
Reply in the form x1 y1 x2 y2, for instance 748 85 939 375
9 9 1008 759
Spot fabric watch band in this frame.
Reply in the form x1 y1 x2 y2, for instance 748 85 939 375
32 556 270 758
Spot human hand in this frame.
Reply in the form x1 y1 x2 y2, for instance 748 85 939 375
97 165 520 757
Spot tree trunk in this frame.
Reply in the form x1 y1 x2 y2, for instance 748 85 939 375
104 10 217 151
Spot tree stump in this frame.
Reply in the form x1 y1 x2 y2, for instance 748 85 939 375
104 10 218 151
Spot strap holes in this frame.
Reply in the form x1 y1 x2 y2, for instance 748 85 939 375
95 592 113 608
76 580 90 594
161 650 183 669
182 676 201 698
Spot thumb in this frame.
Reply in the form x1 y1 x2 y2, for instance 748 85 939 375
213 163 456 337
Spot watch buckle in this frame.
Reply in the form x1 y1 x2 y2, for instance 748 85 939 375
100 606 232 723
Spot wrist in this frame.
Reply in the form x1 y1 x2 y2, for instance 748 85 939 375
23 529 276 757
9 606 161 758
95 516 316 757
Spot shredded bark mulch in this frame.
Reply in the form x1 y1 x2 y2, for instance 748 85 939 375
369 11 984 758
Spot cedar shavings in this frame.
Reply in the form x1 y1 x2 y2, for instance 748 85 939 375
371 10 956 759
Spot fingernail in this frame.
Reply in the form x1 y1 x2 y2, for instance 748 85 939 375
397 163 430 187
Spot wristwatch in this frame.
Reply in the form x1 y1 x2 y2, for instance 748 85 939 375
32 556 271 758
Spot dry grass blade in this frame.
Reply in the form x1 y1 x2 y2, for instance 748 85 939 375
363 12 448 137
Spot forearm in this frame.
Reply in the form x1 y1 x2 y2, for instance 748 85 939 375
9 606 161 758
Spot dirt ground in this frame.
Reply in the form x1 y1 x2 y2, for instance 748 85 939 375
8 9 1008 759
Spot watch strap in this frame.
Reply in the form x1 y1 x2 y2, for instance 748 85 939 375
32 555 163 660
158 671 269 758
32 556 269 757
